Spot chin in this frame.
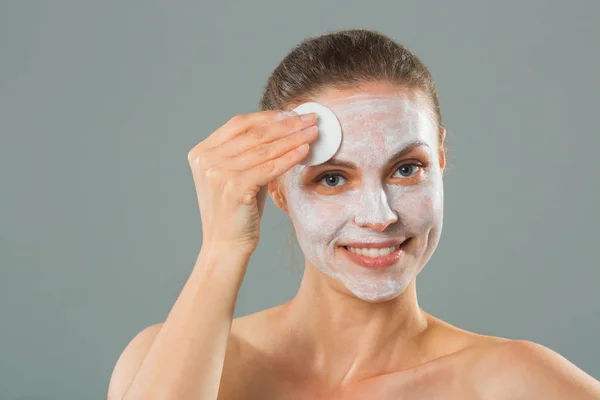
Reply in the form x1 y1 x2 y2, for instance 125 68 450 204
354 290 402 303
338 277 410 303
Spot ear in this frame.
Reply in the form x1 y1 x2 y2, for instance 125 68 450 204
439 127 447 172
268 178 289 213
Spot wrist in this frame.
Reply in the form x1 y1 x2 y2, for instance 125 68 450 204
195 244 252 283
200 242 254 260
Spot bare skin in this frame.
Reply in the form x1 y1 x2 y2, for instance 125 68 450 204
108 81 600 400
218 282 509 399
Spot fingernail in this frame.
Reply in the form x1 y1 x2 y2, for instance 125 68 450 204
300 113 317 122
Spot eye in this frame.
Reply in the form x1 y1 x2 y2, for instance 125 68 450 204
318 173 347 188
393 163 422 178
314 163 424 189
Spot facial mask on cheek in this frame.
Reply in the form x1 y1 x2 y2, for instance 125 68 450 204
281 94 444 302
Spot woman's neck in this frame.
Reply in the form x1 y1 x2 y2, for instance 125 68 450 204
280 264 431 388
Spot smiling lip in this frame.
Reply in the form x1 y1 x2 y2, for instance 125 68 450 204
338 238 411 269
338 238 407 249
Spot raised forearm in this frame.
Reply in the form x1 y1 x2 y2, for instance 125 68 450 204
122 247 250 400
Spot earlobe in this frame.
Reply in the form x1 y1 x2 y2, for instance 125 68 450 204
439 127 447 172
440 148 446 171
267 180 288 212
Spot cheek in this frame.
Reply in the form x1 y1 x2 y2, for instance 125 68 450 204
389 186 443 228
288 194 350 241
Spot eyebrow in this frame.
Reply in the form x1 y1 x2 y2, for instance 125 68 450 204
318 140 431 169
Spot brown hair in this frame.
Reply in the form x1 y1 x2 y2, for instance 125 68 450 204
258 28 446 153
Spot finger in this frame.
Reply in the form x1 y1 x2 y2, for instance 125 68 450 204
229 125 318 171
218 112 318 158
204 110 283 148
247 142 312 188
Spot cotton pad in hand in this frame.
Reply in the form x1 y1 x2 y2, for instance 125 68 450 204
292 102 342 166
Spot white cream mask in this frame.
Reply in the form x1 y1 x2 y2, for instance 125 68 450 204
280 93 444 302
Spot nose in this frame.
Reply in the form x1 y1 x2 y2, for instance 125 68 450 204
352 187 398 232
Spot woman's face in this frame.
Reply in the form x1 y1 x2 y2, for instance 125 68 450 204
277 83 445 302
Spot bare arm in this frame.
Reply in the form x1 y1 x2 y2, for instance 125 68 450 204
107 109 319 400
107 247 250 400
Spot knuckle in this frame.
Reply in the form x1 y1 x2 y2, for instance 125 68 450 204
222 177 238 194
188 153 202 169
249 128 267 144
203 166 224 181
283 149 297 163
254 145 272 160
188 151 208 169
197 156 212 171
187 140 209 164
228 113 248 126
258 160 276 175
279 117 297 129
187 145 200 163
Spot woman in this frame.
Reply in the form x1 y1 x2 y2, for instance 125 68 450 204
108 29 600 399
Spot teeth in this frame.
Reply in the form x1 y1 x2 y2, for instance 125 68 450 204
345 245 400 257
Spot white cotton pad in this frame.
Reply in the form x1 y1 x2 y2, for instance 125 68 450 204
292 102 342 166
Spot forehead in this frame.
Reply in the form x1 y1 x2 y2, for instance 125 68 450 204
320 92 417 116
312 92 438 161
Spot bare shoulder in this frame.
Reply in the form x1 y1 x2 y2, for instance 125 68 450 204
107 311 277 400
388 317 600 399
426 317 600 399
108 322 163 400
469 339 600 399
218 306 287 399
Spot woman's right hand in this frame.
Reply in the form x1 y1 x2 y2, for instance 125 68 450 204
187 110 319 256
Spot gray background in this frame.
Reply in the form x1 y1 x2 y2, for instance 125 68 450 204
1 1 598 399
